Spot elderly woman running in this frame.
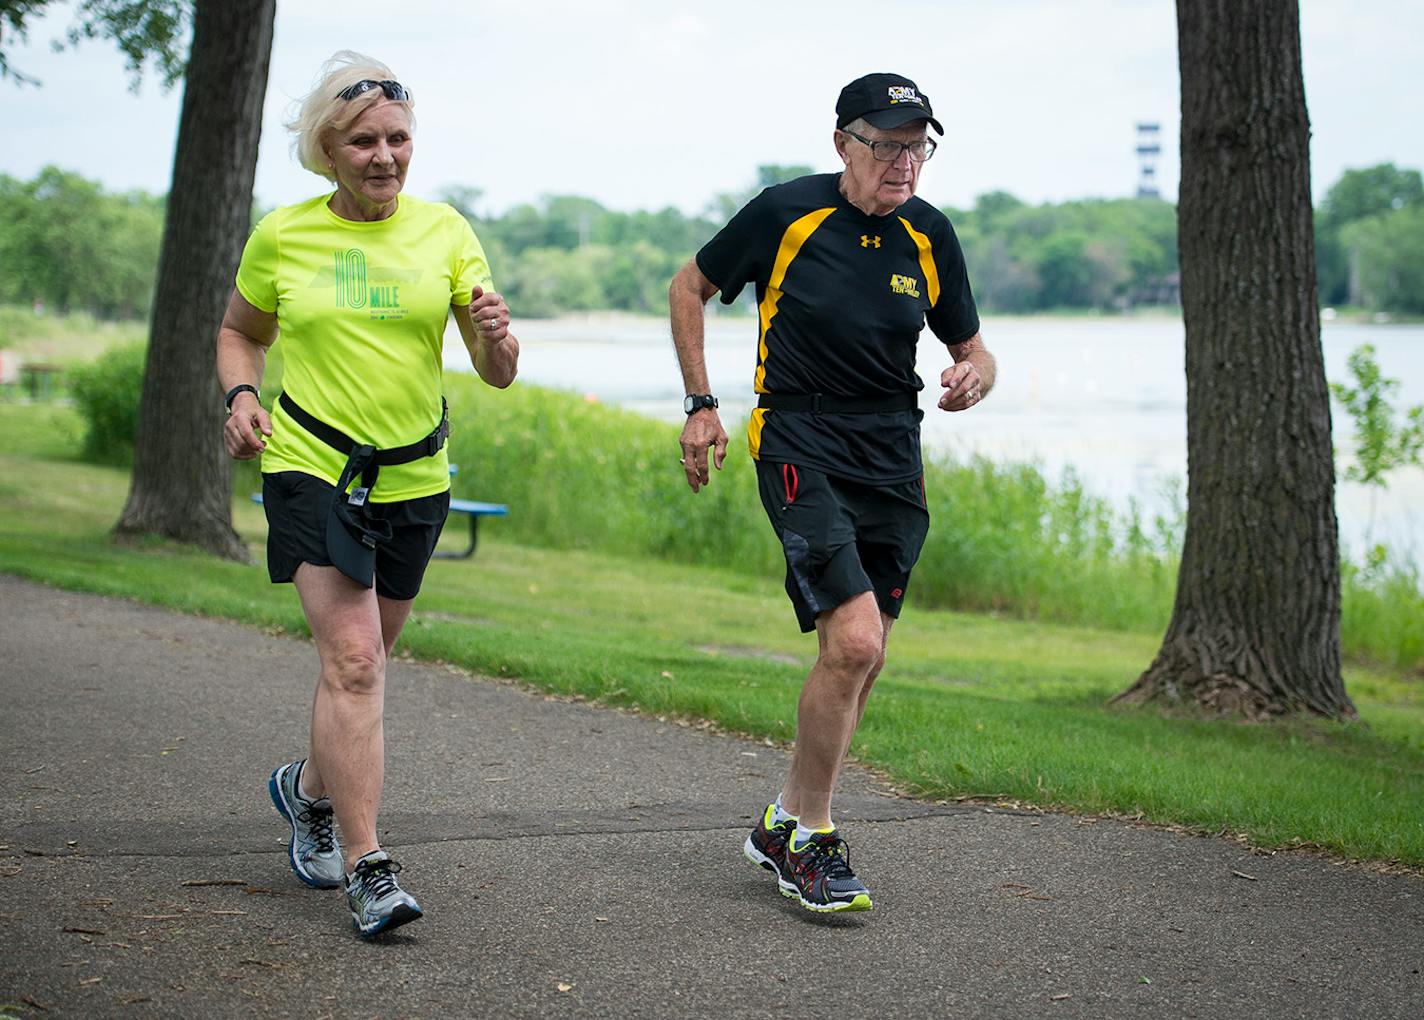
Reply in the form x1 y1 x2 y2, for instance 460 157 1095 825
217 50 518 938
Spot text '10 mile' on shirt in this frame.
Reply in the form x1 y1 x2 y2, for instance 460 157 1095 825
695 173 980 485
235 193 494 502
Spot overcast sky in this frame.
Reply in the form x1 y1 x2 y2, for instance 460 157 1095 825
5 0 1421 216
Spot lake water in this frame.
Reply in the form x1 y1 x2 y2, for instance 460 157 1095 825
445 314 1424 562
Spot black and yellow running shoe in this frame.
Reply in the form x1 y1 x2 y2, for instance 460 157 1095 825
783 830 873 912
742 803 796 883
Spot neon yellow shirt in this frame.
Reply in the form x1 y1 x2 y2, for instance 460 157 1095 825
235 193 493 501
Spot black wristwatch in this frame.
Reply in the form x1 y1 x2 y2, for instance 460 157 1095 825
224 384 260 412
684 393 719 415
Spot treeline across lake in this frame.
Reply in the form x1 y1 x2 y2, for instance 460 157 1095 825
2 162 1421 323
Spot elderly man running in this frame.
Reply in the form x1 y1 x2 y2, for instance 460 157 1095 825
669 72 995 913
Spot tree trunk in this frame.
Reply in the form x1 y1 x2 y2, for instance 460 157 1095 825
114 0 275 560
1115 0 1355 719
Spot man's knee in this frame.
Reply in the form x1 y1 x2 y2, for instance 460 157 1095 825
821 620 885 678
321 643 385 696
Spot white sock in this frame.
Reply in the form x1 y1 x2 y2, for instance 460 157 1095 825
770 796 797 826
297 762 322 803
792 821 835 849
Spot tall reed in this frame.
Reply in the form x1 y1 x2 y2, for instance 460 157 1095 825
442 376 1420 671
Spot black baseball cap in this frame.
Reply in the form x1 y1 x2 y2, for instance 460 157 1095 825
835 72 943 136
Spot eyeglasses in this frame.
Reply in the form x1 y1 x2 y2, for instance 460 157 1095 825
841 129 937 163
337 79 410 102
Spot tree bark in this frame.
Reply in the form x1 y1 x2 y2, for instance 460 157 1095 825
1115 0 1355 719
114 0 275 560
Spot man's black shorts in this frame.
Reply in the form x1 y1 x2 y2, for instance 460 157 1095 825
755 460 930 633
261 471 450 602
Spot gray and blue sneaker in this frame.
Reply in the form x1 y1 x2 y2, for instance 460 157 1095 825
268 759 344 889
345 850 424 937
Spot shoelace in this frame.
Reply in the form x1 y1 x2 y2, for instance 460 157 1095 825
798 836 856 879
297 805 337 853
355 858 403 899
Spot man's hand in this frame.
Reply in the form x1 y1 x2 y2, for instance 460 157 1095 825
938 333 995 412
938 361 983 411
223 392 271 459
678 409 729 492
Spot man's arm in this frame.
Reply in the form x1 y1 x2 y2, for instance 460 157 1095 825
669 258 729 492
937 332 996 412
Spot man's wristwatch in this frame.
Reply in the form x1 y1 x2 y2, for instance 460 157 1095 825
224 384 259 412
684 393 719 415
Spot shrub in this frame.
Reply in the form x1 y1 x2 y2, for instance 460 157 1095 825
69 341 146 466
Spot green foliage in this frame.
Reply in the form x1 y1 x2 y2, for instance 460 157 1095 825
1318 163 1423 231
0 0 54 84
5 158 1421 323
455 191 717 318
0 304 44 350
915 457 1181 631
1316 163 1424 308
1330 344 1424 487
1341 549 1424 672
442 376 1419 669
0 166 164 318
443 375 1180 631
951 194 1178 312
1339 207 1424 315
0 302 148 362
43 321 1422 669
1 0 191 88
67 340 145 465
443 375 782 575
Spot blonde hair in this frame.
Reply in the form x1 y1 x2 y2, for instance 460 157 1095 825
287 50 416 182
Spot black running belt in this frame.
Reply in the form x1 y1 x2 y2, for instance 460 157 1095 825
278 392 449 465
757 392 917 414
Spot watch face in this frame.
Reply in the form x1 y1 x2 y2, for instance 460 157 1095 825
684 395 696 414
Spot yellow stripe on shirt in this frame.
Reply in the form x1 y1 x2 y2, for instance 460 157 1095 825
753 207 837 394
898 216 940 308
749 207 836 459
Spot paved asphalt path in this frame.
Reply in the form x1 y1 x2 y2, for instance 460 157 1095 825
2 574 1421 1018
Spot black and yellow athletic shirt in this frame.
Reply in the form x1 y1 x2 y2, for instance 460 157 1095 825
696 173 979 484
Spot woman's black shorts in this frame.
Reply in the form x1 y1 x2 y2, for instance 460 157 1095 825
261 471 450 601
755 460 930 633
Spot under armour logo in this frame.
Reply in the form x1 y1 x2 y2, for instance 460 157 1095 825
860 235 881 248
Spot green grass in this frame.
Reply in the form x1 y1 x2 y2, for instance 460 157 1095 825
0 304 146 363
441 373 1420 670
23 307 1424 670
2 401 1421 866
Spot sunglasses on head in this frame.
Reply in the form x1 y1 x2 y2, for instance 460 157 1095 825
337 79 410 102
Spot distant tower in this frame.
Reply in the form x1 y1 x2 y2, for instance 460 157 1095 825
1135 122 1162 198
